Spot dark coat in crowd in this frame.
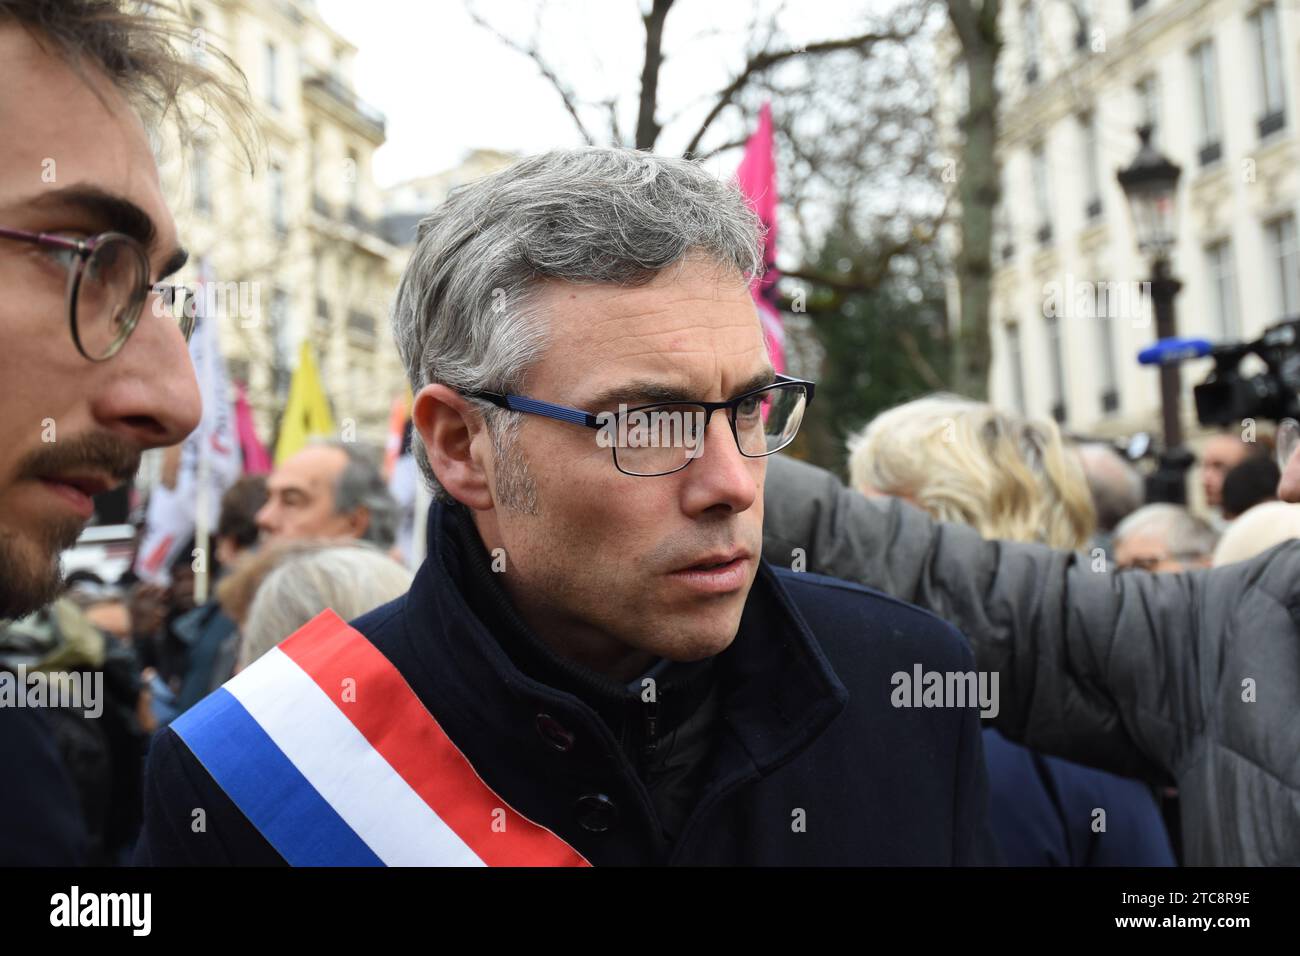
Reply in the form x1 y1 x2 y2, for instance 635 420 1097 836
763 453 1300 866
982 729 1175 866
136 500 1000 866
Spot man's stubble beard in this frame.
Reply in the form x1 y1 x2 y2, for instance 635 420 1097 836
489 414 539 516
0 431 142 620
0 516 83 621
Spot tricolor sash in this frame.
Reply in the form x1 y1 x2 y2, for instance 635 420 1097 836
171 609 589 867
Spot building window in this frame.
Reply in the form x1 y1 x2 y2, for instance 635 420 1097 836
1081 113 1102 221
1251 3 1286 138
995 166 1014 262
1090 282 1120 414
270 164 287 235
1073 0 1091 51
1023 2 1041 86
264 41 280 108
193 140 211 214
1190 41 1222 166
1205 240 1240 339
1266 215 1300 318
1135 74 1161 151
1005 322 1027 415
270 288 292 398
1031 142 1052 245
1045 314 1067 422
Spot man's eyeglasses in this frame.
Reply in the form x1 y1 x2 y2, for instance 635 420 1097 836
462 374 815 477
0 226 195 361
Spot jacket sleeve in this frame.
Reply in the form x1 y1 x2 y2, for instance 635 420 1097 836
133 728 284 866
761 454 1289 786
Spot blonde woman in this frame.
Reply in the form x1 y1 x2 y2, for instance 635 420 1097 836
848 395 1175 867
848 394 1095 549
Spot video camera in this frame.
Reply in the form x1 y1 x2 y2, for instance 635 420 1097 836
1140 318 1300 426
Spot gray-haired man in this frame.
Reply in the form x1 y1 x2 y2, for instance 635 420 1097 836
256 441 398 550
137 147 997 866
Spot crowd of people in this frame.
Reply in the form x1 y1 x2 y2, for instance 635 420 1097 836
4 0 1300 869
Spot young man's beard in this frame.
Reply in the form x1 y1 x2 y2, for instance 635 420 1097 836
0 517 84 621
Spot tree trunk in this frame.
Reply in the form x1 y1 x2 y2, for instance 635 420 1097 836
948 0 1000 401
636 0 674 149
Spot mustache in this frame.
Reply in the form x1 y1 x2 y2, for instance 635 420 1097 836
17 431 142 487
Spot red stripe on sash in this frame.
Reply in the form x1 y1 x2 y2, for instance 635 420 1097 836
278 610 589 867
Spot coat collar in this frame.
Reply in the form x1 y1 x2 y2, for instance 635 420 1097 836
398 500 848 780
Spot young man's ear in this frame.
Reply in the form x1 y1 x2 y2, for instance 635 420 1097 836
411 384 494 510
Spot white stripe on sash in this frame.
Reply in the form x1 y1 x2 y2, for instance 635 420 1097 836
226 647 486 867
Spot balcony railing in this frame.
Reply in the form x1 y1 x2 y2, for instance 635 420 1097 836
303 72 386 138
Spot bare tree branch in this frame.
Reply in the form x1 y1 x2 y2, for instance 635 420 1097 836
682 23 917 158
635 0 675 149
465 2 597 146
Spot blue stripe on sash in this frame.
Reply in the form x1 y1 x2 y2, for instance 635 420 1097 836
171 687 384 867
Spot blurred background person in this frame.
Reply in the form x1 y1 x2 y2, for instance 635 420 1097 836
256 441 398 549
1212 501 1300 567
216 539 411 670
1112 504 1217 573
1220 455 1280 522
1075 442 1144 560
848 395 1175 866
0 592 151 864
132 474 266 724
65 572 131 643
1198 431 1273 527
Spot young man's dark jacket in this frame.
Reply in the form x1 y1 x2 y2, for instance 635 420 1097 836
135 500 999 866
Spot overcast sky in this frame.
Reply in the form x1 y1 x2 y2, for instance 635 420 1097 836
316 0 886 187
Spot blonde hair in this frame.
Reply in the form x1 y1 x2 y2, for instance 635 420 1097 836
847 394 1096 548
1212 501 1300 566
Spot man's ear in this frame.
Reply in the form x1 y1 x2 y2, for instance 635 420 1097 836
345 504 372 540
412 383 494 510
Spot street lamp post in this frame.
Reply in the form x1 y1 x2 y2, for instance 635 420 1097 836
1118 125 1194 504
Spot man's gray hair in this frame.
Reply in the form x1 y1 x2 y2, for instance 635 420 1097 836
238 542 412 669
311 439 399 549
1113 503 1218 561
391 146 764 500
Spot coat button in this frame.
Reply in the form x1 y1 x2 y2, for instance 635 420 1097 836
534 713 575 752
575 793 618 833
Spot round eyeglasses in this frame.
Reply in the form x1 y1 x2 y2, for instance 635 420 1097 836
0 226 195 361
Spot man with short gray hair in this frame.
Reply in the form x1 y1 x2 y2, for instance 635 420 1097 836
1113 503 1217 573
138 147 997 866
255 440 398 550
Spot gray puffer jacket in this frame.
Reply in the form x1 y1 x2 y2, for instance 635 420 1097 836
763 454 1300 866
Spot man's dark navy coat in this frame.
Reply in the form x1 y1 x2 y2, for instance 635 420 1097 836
135 502 998 866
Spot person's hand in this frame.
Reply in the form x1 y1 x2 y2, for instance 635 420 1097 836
128 582 168 640
136 671 159 734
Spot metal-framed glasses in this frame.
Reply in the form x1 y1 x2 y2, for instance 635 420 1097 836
0 226 195 361
463 373 815 477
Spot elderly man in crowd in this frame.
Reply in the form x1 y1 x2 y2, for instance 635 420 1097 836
256 441 399 551
1111 504 1217 573
137 148 998 866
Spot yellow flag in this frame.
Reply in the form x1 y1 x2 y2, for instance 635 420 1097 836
274 341 337 464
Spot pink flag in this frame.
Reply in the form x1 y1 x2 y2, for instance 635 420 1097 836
236 382 271 475
735 101 784 373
